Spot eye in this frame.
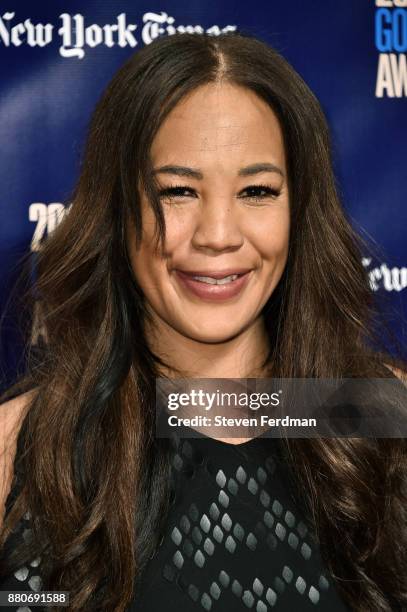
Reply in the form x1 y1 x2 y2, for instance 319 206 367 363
157 183 282 204
238 184 281 203
158 185 197 201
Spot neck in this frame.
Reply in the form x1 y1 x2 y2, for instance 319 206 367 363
145 313 271 379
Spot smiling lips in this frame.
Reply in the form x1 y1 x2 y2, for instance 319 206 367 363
174 268 252 301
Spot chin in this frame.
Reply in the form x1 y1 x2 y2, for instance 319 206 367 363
182 323 244 344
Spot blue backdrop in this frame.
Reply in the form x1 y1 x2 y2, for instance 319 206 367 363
1 1 406 391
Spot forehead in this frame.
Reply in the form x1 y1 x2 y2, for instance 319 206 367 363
150 82 286 171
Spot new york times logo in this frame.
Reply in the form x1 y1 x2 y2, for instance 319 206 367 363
362 258 407 292
0 11 236 59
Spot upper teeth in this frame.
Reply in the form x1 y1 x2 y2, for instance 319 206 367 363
192 274 239 284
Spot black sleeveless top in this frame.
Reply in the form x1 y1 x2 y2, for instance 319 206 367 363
1 428 351 611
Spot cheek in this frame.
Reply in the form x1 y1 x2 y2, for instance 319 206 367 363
250 209 290 262
127 208 190 285
160 208 195 254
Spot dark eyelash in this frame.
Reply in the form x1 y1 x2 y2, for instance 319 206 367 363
238 185 281 201
158 185 196 198
158 184 281 201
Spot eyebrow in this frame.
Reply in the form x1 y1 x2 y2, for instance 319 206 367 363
152 162 285 180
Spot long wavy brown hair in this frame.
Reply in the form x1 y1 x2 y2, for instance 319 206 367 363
1 31 406 611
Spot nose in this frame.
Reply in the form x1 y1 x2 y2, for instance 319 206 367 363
191 196 244 253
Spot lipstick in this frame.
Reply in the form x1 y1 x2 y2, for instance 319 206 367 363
174 269 252 301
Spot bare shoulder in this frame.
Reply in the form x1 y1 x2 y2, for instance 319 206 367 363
0 389 36 441
0 389 37 527
384 363 407 385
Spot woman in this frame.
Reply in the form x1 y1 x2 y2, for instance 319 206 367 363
0 31 406 612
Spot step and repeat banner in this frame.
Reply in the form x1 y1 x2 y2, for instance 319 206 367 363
0 1 406 390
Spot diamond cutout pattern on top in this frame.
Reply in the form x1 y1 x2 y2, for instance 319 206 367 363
161 437 334 610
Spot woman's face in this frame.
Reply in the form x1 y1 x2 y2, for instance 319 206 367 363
126 82 290 343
